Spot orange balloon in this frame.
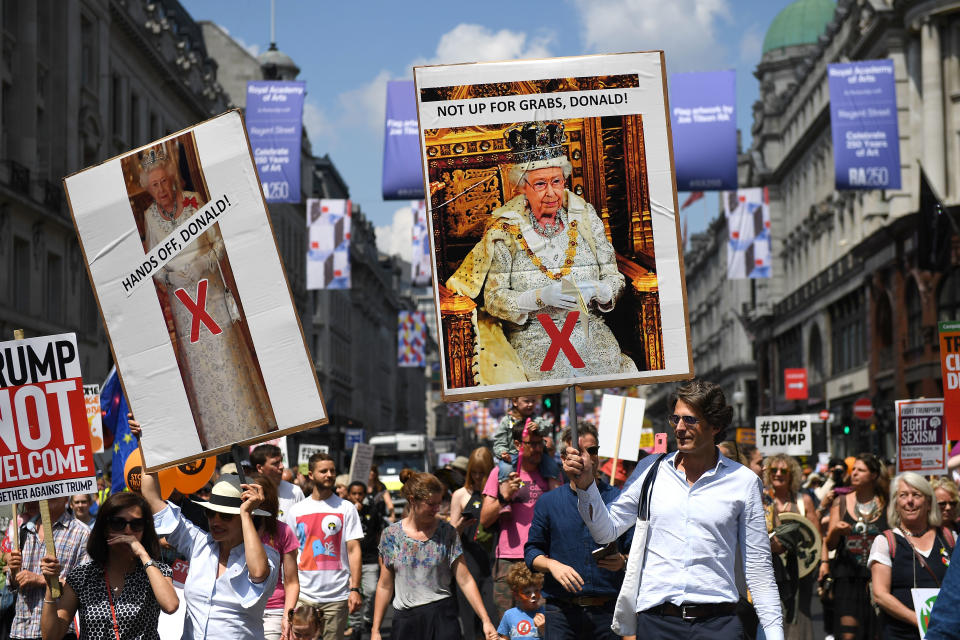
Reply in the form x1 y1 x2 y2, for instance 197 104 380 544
156 466 178 500
172 456 216 495
844 456 856 475
125 449 176 499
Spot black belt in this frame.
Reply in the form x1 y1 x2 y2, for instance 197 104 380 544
551 595 616 608
645 601 738 621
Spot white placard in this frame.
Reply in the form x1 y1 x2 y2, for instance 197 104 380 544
755 414 814 456
298 444 329 474
349 443 375 485
597 394 646 461
911 587 940 640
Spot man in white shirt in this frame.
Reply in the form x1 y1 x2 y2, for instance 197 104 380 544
286 452 363 640
251 443 305 519
563 379 783 640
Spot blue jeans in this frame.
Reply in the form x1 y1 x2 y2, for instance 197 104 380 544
497 453 560 482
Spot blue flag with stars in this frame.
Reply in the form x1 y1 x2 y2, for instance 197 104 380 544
101 367 135 493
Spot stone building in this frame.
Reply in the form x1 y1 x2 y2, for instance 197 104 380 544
740 0 960 456
0 0 226 380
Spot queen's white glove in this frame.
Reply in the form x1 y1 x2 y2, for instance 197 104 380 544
517 282 578 312
578 280 613 305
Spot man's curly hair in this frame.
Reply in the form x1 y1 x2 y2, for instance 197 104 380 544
669 379 733 444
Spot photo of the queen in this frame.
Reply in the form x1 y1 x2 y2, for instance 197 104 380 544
121 133 277 449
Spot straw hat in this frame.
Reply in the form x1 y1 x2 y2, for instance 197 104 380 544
192 473 270 516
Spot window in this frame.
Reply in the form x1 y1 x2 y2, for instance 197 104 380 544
905 279 923 351
149 112 160 140
776 326 802 394
111 74 122 137
129 92 139 146
830 290 866 373
45 252 62 322
13 237 29 313
938 268 960 322
808 324 824 383
876 292 894 363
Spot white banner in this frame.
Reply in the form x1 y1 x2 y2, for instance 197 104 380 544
597 394 646 461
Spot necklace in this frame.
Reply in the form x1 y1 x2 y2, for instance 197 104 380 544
902 526 929 538
855 496 879 520
500 218 579 281
529 207 566 238
157 201 178 222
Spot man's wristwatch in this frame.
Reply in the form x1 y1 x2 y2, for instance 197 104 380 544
350 587 363 597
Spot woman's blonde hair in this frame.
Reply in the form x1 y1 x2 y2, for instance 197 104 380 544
931 476 959 502
887 472 942 530
762 453 803 496
464 447 494 493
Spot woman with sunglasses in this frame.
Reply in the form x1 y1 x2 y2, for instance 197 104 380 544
822 453 889 640
39 492 179 640
930 477 959 534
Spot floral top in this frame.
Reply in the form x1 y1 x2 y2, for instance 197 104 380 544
379 520 462 610
66 559 172 640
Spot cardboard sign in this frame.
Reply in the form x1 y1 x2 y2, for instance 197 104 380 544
755 414 813 457
0 333 97 504
298 443 329 475
911 587 939 640
895 399 947 474
64 111 327 471
597 394 646 461
83 384 104 454
414 52 692 400
348 443 375 485
938 321 960 440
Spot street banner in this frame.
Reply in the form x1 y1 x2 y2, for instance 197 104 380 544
0 333 97 505
297 443 329 475
348 443 375 484
382 80 425 200
245 81 305 203
756 414 813 457
411 201 431 286
398 311 427 367
827 59 901 190
415 51 692 401
64 110 327 471
895 398 947 474
306 198 351 290
784 368 808 400
911 588 939 640
670 70 737 191
723 187 771 279
938 321 960 440
83 384 104 454
597 394 646 461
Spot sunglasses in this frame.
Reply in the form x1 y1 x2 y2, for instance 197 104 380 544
585 446 600 455
769 468 790 475
206 510 236 522
107 516 146 533
668 414 700 426
938 500 958 510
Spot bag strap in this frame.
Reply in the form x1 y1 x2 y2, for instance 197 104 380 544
942 526 956 549
900 531 944 588
637 454 668 521
883 529 896 561
104 572 122 640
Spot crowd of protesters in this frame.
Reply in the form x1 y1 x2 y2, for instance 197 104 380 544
1 386 959 640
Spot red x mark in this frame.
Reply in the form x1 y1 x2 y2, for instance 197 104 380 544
538 312 585 371
173 279 222 343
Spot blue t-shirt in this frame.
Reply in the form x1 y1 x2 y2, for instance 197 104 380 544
497 606 544 639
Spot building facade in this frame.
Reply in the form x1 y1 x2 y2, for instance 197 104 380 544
0 0 226 381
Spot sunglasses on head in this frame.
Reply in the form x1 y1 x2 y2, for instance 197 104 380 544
206 510 235 522
668 414 700 426
107 516 146 533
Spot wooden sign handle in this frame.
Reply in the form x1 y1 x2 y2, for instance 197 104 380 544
610 396 627 486
37 500 61 598
9 330 23 578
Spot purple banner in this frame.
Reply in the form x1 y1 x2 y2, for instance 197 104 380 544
246 81 305 203
828 60 901 190
670 70 737 191
382 80 424 200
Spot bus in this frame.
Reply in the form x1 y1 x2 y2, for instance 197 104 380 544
369 433 436 515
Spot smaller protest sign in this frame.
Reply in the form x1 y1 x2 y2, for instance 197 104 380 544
755 414 813 457
83 384 104 454
0 333 97 505
911 587 939 640
349 443 375 485
597 394 646 461
938 321 960 440
895 399 947 474
298 443 329 475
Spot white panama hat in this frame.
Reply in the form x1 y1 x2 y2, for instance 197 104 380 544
192 473 270 516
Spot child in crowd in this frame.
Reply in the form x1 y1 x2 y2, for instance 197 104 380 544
497 563 546 639
492 396 560 482
288 604 324 640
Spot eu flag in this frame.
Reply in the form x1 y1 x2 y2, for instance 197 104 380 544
100 367 136 493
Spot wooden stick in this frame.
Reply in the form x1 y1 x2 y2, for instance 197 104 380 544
9 330 23 578
567 386 578 452
610 396 627 487
37 500 61 598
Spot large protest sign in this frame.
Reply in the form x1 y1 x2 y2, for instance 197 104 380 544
723 188 771 279
895 399 947 474
670 70 737 191
828 60 901 190
306 198 352 290
415 52 692 400
938 321 960 440
0 333 97 504
246 81 305 203
756 414 813 457
382 80 425 200
64 111 327 470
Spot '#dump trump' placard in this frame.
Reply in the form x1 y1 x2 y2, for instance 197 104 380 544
64 110 327 471
0 333 96 505
756 414 813 457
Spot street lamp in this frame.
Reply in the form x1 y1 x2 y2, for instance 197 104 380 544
732 390 745 430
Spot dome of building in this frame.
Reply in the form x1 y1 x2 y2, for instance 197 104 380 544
258 44 300 80
762 0 836 54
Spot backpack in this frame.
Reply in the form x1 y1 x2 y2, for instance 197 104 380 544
882 526 956 560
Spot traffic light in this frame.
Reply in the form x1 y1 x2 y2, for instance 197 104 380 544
542 394 562 426
843 425 851 435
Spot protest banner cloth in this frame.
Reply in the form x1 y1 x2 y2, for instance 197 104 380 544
755 414 813 457
298 443 329 475
348 443 375 485
723 187 771 279
64 110 327 471
827 59 901 190
597 393 646 482
245 80 305 203
306 198 351 290
83 383 104 454
911 588 939 640
411 201 431 286
938 321 960 440
895 399 947 474
382 80 425 200
414 51 692 401
670 70 737 191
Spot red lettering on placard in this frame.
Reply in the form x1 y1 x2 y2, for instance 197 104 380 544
173 279 222 343
538 312 585 371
